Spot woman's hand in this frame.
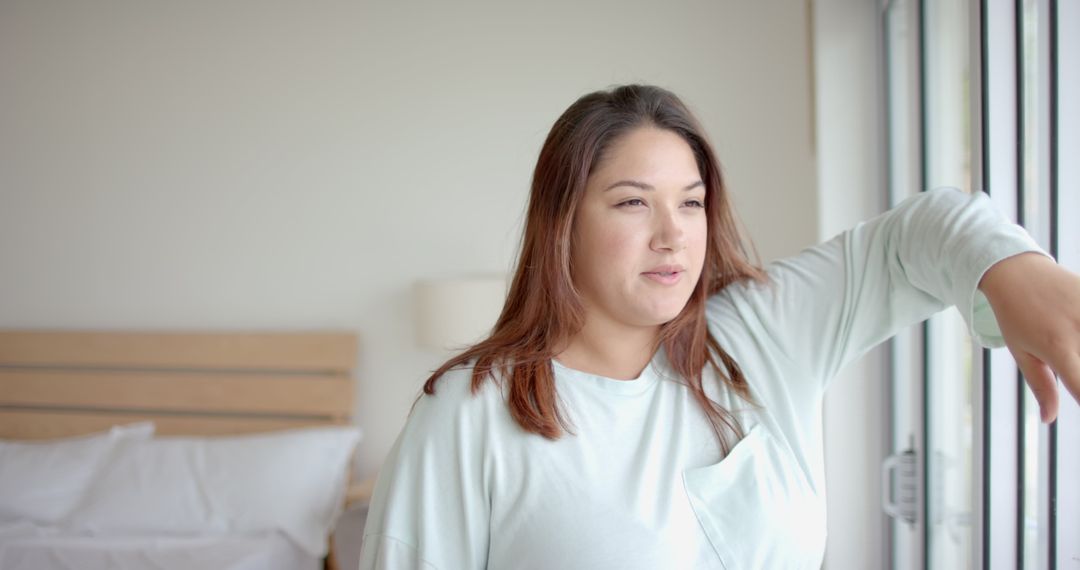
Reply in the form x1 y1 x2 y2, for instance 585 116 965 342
979 252 1080 423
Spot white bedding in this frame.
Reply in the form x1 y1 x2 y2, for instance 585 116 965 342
0 522 320 570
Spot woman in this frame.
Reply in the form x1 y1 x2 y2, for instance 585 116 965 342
358 85 1080 569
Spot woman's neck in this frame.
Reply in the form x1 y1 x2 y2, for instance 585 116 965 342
555 318 660 380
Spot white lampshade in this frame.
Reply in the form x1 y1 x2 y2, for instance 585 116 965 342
413 274 508 352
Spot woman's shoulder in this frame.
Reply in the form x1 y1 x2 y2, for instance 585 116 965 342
410 360 511 428
707 241 846 315
705 269 779 319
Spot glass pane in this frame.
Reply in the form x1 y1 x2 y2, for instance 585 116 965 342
1021 392 1041 568
922 0 975 567
1019 0 1051 567
1053 0 1080 560
884 0 921 566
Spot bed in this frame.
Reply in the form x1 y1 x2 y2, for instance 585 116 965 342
0 329 367 570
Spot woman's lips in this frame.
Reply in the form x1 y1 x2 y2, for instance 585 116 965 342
643 271 682 285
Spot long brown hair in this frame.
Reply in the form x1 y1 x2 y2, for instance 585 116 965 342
419 84 768 454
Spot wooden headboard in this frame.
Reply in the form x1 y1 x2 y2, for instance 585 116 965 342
0 330 358 440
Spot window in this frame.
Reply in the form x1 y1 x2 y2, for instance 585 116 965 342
882 1 1078 567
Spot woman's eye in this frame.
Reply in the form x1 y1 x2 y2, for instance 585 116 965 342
617 198 646 208
684 199 705 208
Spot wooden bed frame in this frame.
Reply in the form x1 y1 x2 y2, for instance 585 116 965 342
0 329 362 569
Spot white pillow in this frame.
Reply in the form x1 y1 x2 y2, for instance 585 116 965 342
69 426 362 557
0 422 155 525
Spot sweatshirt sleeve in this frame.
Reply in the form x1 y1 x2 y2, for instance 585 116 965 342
724 186 1053 393
358 370 492 570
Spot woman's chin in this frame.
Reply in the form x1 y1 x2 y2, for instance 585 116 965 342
635 304 689 326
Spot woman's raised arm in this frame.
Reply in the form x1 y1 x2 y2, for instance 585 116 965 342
717 186 1053 396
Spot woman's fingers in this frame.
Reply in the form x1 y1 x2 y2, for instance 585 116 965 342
981 255 1080 424
1014 349 1059 423
1054 350 1080 408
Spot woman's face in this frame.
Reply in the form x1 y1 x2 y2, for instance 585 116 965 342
571 126 708 332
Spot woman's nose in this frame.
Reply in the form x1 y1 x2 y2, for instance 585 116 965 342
650 210 687 252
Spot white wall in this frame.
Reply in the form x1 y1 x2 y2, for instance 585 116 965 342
812 0 890 568
0 0 817 481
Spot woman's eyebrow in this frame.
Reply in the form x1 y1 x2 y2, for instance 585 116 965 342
603 180 705 191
